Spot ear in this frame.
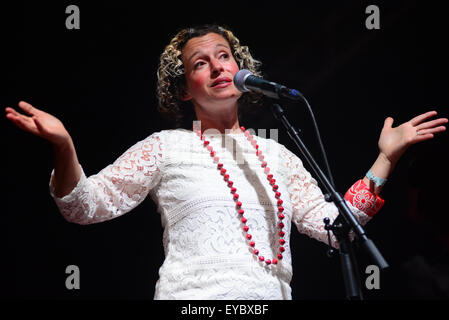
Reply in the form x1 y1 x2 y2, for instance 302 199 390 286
180 86 192 102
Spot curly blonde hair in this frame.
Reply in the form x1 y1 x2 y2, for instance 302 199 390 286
156 24 263 128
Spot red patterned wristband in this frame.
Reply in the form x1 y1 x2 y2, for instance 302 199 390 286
344 179 385 217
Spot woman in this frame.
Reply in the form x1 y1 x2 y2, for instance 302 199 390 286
4 25 447 299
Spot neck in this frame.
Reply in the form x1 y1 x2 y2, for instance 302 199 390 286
193 103 241 134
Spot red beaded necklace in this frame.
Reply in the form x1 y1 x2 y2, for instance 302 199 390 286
194 126 286 265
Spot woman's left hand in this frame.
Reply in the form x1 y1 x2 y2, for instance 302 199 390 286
378 111 447 165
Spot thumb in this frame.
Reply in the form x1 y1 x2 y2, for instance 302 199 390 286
383 117 394 129
32 115 46 134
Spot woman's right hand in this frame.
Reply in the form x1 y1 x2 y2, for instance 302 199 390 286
5 101 72 148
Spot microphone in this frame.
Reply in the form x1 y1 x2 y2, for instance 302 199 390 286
233 69 304 101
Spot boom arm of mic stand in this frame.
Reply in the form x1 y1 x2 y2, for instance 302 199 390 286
270 103 389 271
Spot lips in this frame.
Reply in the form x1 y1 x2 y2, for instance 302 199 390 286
211 77 232 87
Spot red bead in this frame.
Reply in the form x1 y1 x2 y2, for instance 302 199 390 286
197 123 288 268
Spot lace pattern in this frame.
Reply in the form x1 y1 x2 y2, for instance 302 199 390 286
49 133 164 224
49 129 379 299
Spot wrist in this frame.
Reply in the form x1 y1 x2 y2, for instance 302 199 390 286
378 152 396 175
379 149 403 168
52 137 76 162
52 135 73 152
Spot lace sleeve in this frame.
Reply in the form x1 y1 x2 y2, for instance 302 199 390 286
281 146 372 248
49 132 164 225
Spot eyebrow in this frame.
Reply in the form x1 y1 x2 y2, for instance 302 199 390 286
188 43 230 63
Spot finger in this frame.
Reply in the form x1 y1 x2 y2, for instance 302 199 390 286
17 101 39 116
383 117 394 129
32 115 47 133
410 111 438 126
6 111 38 134
416 118 448 130
5 107 32 122
417 126 446 135
6 113 30 131
412 133 434 144
5 107 22 116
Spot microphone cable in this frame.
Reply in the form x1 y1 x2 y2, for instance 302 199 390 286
292 92 336 189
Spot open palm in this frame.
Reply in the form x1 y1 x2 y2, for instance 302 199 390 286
378 111 447 164
5 101 71 147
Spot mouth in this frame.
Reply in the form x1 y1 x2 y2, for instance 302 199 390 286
211 77 232 87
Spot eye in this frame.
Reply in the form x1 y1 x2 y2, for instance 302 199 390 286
220 52 230 59
194 60 205 69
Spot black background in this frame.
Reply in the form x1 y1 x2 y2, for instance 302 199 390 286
1 0 448 300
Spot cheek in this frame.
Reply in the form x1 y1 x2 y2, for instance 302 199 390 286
228 60 240 74
187 73 208 94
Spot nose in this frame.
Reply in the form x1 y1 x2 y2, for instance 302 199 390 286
210 58 224 76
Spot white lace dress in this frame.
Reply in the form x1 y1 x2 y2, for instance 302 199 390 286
49 128 374 300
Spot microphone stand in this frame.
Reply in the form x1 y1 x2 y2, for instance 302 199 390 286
270 102 388 300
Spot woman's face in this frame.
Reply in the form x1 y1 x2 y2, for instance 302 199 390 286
181 32 242 112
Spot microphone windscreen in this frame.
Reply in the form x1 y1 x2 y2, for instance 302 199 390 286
233 69 253 92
